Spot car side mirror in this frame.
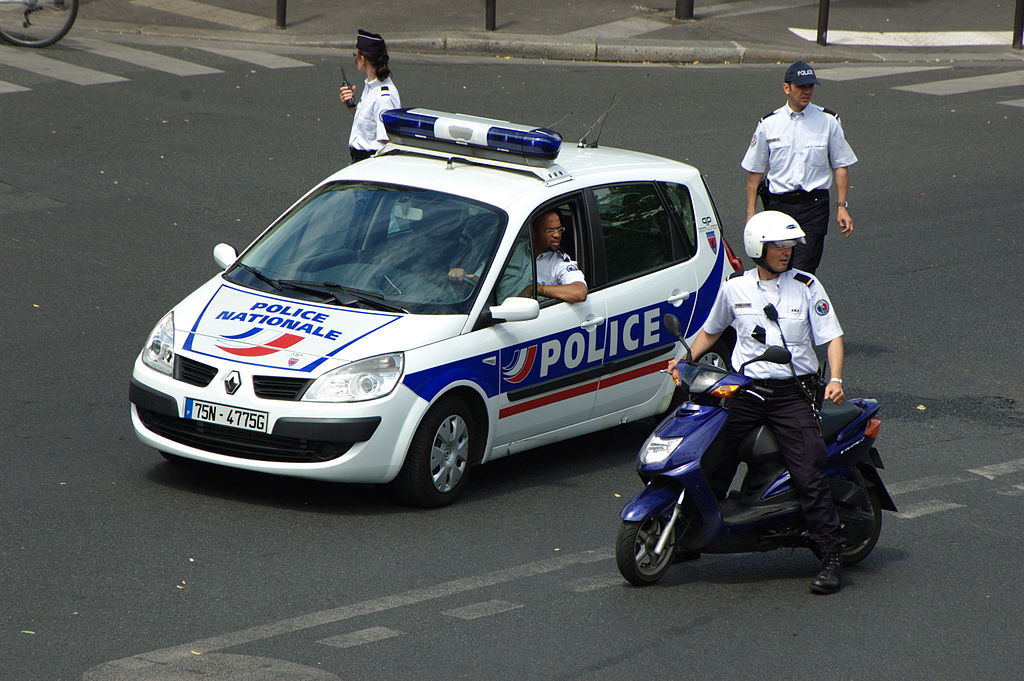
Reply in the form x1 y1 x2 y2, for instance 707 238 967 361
488 296 540 323
213 243 237 271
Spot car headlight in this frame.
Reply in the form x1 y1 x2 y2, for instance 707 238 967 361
641 436 684 465
303 353 404 402
141 311 175 375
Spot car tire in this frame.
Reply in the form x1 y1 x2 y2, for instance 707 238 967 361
392 396 475 508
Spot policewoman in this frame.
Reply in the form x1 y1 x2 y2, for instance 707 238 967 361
741 61 857 274
670 211 847 594
340 29 401 163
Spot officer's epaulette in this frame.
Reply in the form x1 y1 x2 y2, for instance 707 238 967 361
560 252 572 262
728 271 744 280
793 272 815 286
760 110 777 122
822 107 840 120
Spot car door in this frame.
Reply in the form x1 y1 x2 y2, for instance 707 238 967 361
586 181 702 419
487 196 608 450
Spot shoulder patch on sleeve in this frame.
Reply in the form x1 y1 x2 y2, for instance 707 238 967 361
760 110 777 122
793 272 814 286
728 271 745 280
822 107 840 120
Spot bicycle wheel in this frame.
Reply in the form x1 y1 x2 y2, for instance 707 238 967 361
0 0 78 48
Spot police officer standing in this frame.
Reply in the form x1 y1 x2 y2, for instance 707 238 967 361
339 29 401 163
742 61 857 274
670 211 847 594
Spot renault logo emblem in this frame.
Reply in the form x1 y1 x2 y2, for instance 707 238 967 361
224 370 242 395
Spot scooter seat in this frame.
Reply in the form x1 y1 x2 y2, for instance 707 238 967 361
819 400 863 442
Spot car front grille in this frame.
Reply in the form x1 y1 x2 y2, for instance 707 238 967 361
253 376 313 401
174 356 217 387
137 409 353 463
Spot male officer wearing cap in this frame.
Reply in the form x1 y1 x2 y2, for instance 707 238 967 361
669 210 847 594
339 29 401 163
741 61 857 274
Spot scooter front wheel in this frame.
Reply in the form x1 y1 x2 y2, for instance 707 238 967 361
616 517 676 586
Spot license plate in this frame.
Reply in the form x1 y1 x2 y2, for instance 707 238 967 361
184 398 268 433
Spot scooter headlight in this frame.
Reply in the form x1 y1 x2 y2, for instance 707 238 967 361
641 436 684 465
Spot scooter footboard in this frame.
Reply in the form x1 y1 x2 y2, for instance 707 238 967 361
620 482 680 522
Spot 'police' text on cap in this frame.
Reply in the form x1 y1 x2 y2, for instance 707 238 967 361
784 61 819 86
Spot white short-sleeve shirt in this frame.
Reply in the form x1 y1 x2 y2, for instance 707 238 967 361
741 103 858 194
704 269 843 379
536 251 586 288
348 77 401 152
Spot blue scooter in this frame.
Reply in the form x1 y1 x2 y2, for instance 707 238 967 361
615 314 896 586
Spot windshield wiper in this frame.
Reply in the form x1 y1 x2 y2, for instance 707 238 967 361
277 280 408 314
235 263 283 291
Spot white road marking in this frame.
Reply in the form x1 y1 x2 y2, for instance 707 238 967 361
886 473 975 496
0 47 127 85
895 499 966 519
85 549 610 676
130 0 272 31
790 28 1012 47
569 575 624 592
0 78 30 94
894 70 1024 96
999 98 1024 108
562 16 668 40
317 627 401 649
442 599 523 620
968 457 1024 480
190 46 312 69
701 0 820 19
816 65 952 82
64 38 222 77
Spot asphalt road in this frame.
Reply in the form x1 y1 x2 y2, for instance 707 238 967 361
2 37 1023 681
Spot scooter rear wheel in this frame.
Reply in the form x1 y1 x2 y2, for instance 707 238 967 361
840 469 883 566
616 518 676 586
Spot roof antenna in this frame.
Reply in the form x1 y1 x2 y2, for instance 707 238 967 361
578 94 617 149
544 111 573 131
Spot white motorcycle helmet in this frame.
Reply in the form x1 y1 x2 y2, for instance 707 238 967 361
743 211 806 272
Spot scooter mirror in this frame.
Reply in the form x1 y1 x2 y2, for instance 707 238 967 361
662 313 683 340
759 345 792 365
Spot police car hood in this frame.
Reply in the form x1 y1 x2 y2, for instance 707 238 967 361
175 280 464 374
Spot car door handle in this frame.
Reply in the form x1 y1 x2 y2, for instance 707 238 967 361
580 316 606 329
667 291 691 304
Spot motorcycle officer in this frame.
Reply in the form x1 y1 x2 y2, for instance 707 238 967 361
669 210 847 594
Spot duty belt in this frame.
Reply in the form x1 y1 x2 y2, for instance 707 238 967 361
751 374 817 395
767 188 828 204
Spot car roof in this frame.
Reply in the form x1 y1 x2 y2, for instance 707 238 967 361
321 144 704 212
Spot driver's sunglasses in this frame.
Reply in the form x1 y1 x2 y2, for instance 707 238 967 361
543 226 565 235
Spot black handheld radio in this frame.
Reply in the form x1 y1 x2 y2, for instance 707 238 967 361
341 68 356 109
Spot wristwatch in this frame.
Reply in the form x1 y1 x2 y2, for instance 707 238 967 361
829 377 843 384
836 201 849 208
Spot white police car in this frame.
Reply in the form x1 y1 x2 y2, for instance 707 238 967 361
130 109 742 507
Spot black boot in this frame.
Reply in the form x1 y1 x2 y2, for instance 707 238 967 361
810 551 842 594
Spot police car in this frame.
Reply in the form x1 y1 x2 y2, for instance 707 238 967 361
129 109 742 507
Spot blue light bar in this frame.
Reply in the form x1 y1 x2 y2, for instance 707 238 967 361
382 108 562 161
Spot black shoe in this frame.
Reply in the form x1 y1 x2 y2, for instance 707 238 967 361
810 552 842 594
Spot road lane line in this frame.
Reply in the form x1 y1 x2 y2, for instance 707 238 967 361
317 627 401 648
0 79 29 94
89 549 610 672
64 38 222 77
130 0 272 31
816 65 952 82
0 48 127 85
999 98 1024 108
968 457 1024 480
442 599 523 620
894 499 965 519
191 46 312 70
569 575 623 592
894 70 1024 96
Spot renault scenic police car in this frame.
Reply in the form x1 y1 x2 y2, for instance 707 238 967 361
129 109 741 507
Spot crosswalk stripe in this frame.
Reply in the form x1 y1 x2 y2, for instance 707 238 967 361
790 28 1011 47
442 599 523 620
895 499 965 519
999 98 1024 108
0 78 30 94
317 627 401 648
0 47 128 85
816 65 952 82
894 69 1024 96
130 0 271 31
191 46 311 69
64 37 222 77
968 457 1024 480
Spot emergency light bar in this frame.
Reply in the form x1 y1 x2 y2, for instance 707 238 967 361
381 108 563 162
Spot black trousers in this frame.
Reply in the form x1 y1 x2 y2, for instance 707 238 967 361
349 147 373 163
710 388 843 554
762 190 830 274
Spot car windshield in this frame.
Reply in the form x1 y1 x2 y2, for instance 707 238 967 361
226 182 507 315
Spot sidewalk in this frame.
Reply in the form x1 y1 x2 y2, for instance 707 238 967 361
77 0 1024 64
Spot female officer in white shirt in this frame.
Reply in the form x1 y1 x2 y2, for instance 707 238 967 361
339 29 401 163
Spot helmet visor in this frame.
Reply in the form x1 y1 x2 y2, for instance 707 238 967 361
769 239 800 248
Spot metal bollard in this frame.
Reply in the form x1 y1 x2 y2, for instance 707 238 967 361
485 0 496 31
675 0 695 20
276 0 287 29
816 0 830 46
1014 0 1024 49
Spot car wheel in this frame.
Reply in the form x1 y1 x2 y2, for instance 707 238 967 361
393 396 475 508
